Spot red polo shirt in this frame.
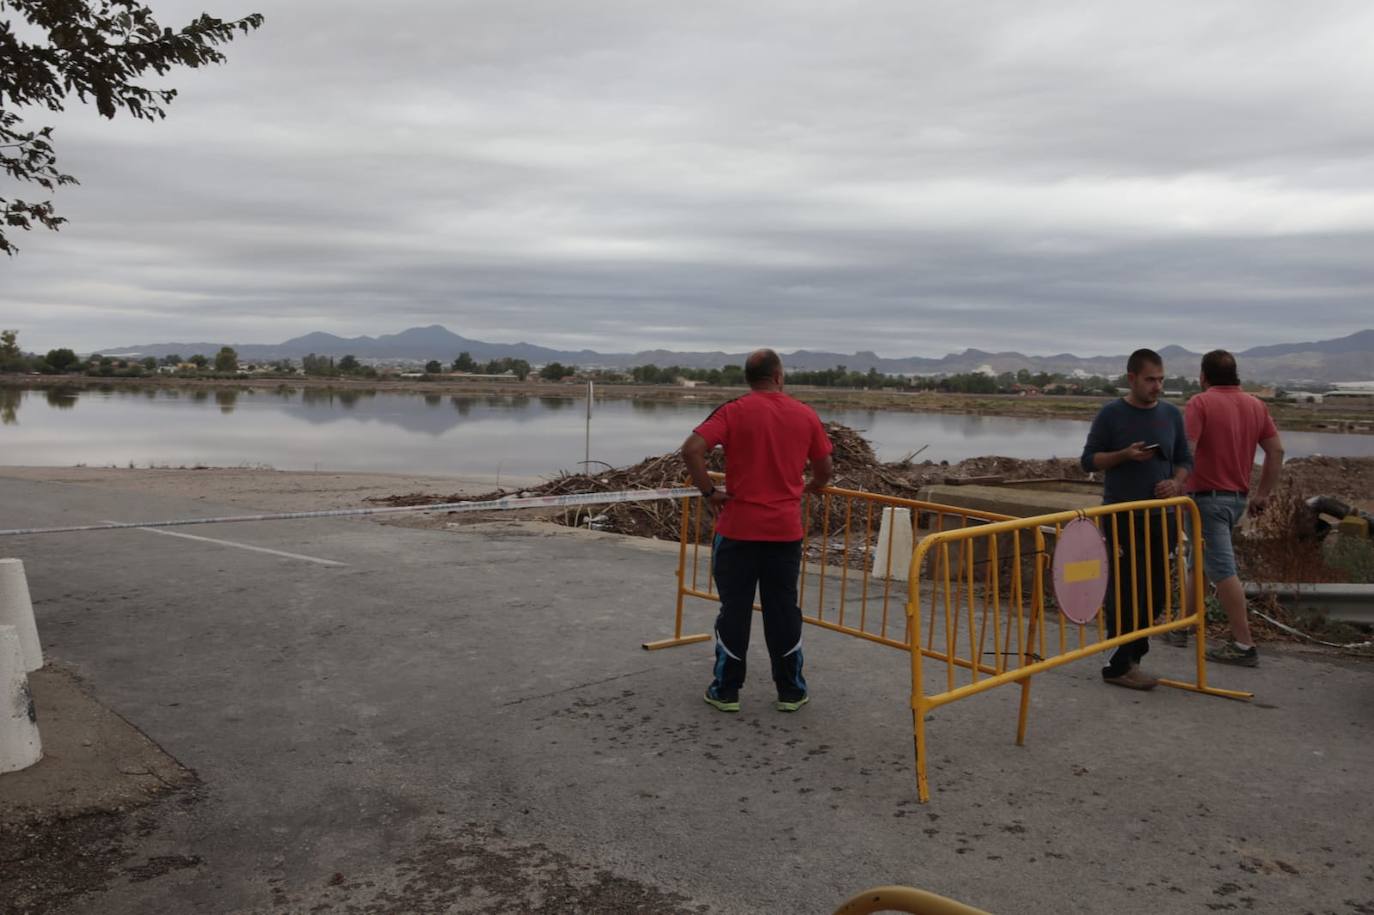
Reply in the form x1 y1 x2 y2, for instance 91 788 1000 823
1184 386 1278 494
693 391 832 541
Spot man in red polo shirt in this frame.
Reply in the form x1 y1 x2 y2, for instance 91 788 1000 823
682 348 833 713
1186 349 1284 667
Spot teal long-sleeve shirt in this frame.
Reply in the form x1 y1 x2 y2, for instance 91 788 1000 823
1080 398 1192 505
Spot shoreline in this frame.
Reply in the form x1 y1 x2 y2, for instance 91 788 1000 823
4 373 1372 434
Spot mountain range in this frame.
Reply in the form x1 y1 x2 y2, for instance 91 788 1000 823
100 326 1374 385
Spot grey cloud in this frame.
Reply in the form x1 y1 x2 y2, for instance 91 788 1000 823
4 0 1373 355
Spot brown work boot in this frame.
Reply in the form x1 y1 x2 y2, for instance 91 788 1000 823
1103 666 1158 690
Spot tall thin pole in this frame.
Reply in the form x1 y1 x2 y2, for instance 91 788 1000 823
585 379 593 468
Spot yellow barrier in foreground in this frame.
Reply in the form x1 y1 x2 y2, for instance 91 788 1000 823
833 885 992 915
642 483 1253 802
909 495 1252 801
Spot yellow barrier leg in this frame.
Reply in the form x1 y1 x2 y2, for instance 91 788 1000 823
642 633 712 651
913 706 929 804
1156 678 1253 700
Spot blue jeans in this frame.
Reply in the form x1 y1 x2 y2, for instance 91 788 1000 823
1190 492 1247 581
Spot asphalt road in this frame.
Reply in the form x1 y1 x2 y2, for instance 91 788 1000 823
2 473 1372 914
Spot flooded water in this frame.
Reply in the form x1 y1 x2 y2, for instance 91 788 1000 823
2 385 1370 478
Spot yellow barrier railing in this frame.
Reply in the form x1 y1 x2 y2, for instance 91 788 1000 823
642 477 1013 652
908 495 1252 801
833 885 992 915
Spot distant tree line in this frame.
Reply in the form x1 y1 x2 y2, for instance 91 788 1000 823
0 331 275 377
611 362 1134 395
449 352 532 380
301 353 376 377
0 331 1207 395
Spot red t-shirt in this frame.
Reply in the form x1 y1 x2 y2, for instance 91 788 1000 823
693 391 833 541
1184 386 1279 494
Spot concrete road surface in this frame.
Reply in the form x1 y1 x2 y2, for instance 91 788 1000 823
1 472 1371 914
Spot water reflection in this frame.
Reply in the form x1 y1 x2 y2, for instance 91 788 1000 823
3 384 1371 476
45 387 78 410
0 388 18 425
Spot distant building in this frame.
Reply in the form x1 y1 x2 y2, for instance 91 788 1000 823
1327 381 1374 400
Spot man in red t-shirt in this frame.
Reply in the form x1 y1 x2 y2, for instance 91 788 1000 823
1185 349 1284 667
682 348 833 713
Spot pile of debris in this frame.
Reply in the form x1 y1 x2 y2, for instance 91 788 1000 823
366 448 720 539
367 422 1097 542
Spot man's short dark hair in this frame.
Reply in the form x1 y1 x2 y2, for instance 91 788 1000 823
745 348 782 386
1201 349 1240 386
1126 348 1162 375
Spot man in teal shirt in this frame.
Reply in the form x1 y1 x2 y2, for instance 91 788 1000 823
1081 348 1192 690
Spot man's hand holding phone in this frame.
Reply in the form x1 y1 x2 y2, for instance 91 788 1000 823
1123 441 1158 462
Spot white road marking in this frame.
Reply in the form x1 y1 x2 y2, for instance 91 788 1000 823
102 521 346 567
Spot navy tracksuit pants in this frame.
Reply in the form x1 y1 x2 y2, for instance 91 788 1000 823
708 535 807 702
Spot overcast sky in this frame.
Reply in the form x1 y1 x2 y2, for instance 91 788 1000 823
4 0 1374 356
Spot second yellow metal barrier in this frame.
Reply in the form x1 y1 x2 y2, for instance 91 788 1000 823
908 496 1252 801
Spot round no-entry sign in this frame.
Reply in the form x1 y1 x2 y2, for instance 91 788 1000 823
1052 518 1109 625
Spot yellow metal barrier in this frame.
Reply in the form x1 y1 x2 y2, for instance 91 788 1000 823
833 885 992 915
642 483 1253 803
642 478 1013 652
908 496 1252 801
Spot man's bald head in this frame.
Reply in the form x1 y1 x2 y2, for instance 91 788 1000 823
744 348 783 388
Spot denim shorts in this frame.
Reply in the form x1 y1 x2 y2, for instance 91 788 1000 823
1189 492 1247 581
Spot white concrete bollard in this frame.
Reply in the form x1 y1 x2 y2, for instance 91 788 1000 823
872 507 914 581
0 625 42 773
0 558 42 671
